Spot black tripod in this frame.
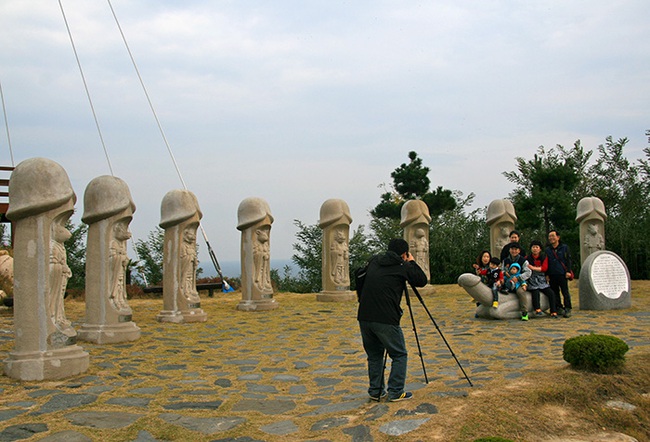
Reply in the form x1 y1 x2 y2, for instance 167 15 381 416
403 283 473 387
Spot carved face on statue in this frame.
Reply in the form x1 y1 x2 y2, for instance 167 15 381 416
256 229 269 244
114 220 132 241
183 229 196 244
53 221 72 243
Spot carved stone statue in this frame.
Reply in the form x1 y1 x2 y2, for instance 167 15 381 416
576 197 607 265
78 175 141 343
486 199 517 259
400 200 431 282
156 189 207 323
237 197 278 311
4 157 89 380
318 199 355 302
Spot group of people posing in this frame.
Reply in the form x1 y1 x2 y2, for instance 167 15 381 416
473 230 574 320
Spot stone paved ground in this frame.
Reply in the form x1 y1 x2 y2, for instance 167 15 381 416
0 281 648 441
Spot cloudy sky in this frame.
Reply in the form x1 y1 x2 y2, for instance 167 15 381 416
1 1 648 270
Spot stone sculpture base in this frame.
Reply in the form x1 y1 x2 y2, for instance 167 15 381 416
156 308 207 323
4 345 89 381
77 321 141 344
317 290 356 302
237 297 278 312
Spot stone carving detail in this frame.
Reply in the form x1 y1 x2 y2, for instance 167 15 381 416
576 197 607 265
401 200 431 282
318 199 355 302
4 157 89 380
157 189 207 323
78 175 141 343
486 199 517 260
237 197 278 311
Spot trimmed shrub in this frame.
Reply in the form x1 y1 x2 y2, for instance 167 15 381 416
563 333 629 373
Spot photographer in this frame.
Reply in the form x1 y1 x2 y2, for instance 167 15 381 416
357 238 428 402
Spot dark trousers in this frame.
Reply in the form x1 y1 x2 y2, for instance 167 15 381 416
359 320 407 399
548 274 572 310
530 286 557 313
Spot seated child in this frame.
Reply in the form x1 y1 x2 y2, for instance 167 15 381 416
485 257 503 308
504 262 528 293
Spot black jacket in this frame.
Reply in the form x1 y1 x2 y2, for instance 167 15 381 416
357 251 428 326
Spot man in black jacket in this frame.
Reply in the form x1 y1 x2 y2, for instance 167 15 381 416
357 238 428 402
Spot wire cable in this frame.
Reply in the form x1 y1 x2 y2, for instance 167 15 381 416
58 0 114 176
0 79 14 166
107 0 230 289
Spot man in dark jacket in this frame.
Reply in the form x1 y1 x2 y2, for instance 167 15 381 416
357 238 428 402
546 230 573 318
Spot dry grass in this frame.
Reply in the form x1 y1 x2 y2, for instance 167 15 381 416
0 281 648 442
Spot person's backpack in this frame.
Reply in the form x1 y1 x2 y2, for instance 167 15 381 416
354 256 376 300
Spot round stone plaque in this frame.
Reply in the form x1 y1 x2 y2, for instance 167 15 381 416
590 253 628 299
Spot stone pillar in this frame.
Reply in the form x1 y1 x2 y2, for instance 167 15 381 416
486 199 517 259
4 157 89 381
78 175 141 344
576 196 607 265
236 197 278 311
156 189 207 323
400 200 431 282
317 199 355 302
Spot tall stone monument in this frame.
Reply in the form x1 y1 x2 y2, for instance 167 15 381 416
237 197 278 311
156 189 207 323
576 196 607 265
400 200 431 282
4 157 89 380
486 199 517 259
78 175 141 343
579 250 631 310
317 199 355 302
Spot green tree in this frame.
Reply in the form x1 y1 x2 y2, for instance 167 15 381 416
133 227 164 286
289 220 322 293
585 137 650 279
64 221 87 290
371 151 456 220
502 142 592 261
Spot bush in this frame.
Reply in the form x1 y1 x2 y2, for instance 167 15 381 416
563 333 629 373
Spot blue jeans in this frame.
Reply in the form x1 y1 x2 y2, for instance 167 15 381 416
359 321 407 399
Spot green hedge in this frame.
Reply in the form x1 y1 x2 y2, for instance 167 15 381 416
563 333 629 373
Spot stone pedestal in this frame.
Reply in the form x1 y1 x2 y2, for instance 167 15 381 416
576 197 607 265
317 199 355 302
4 158 89 380
486 199 517 260
579 251 631 310
401 200 431 282
237 197 278 311
78 176 141 344
156 189 207 323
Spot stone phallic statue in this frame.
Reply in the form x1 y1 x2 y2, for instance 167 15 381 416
157 189 207 323
237 197 278 311
576 196 607 265
486 199 517 259
400 200 431 282
318 199 355 302
78 175 141 343
4 157 89 380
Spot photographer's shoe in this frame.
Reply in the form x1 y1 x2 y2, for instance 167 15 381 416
369 392 387 402
564 308 572 318
389 392 413 402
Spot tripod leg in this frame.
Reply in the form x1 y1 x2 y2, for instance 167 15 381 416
404 286 429 384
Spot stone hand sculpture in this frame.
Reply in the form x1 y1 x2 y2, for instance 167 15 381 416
457 273 549 320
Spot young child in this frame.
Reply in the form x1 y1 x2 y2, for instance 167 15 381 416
485 257 503 308
504 262 528 293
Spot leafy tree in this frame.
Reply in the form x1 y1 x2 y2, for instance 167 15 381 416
585 137 650 279
503 142 590 236
371 151 456 220
288 220 322 293
64 221 87 290
133 227 164 286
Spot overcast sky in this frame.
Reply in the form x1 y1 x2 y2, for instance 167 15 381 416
1 1 648 269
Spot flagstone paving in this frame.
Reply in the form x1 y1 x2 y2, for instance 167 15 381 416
0 282 648 441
